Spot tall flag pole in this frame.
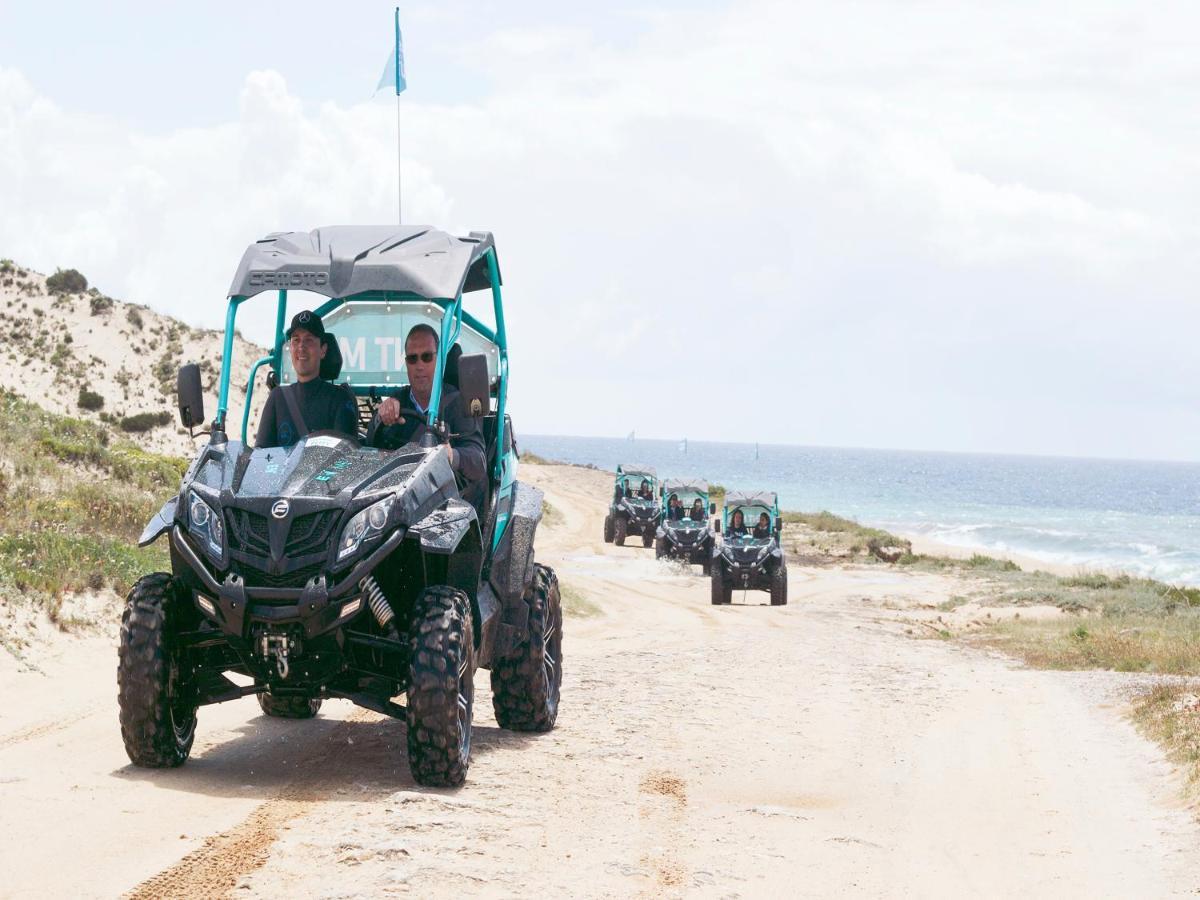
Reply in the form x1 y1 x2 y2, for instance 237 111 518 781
376 8 407 223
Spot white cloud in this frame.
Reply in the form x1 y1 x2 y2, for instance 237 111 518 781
1 0 1198 459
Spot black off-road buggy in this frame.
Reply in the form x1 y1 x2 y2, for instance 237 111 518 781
654 477 716 574
711 490 787 606
118 225 561 787
602 463 660 547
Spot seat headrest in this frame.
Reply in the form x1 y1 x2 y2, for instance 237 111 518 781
320 332 343 381
443 342 463 388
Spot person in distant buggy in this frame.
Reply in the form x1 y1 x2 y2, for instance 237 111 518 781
753 512 772 539
638 479 653 500
667 494 684 521
255 310 359 448
689 499 705 521
727 509 748 537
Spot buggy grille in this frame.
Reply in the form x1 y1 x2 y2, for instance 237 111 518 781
226 508 341 558
286 510 341 556
228 510 270 555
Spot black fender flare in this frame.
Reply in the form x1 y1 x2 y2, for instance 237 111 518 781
138 496 178 547
487 481 543 658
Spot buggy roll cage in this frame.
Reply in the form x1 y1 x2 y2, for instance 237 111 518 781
212 243 509 485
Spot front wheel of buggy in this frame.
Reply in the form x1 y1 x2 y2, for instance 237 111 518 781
603 514 614 543
491 564 563 732
257 693 322 719
654 537 666 559
614 516 627 546
642 531 654 548
406 586 475 787
710 571 731 606
770 566 789 606
117 573 197 768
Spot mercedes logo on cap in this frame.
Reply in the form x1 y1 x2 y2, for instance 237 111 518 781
298 311 311 323
271 499 290 519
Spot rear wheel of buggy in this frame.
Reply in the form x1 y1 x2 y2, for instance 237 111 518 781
117 573 197 768
257 692 322 719
614 516 627 546
406 586 475 787
491 564 563 732
603 514 614 543
770 565 788 606
642 531 653 548
710 571 731 606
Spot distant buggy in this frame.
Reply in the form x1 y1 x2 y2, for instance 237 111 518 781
603 463 661 547
655 477 716 573
711 490 787 606
118 225 562 788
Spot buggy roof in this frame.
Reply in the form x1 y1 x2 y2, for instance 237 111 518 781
228 225 499 300
725 489 778 508
617 464 656 479
661 477 708 494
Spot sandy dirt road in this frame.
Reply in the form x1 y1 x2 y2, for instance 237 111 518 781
1 462 1198 898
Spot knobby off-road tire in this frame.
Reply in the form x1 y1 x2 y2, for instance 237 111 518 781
655 537 666 559
614 516 627 546
491 564 563 732
770 565 789 606
117 573 197 767
257 692 322 719
710 570 732 606
407 586 475 787
642 531 654 548
603 514 614 544
699 551 712 577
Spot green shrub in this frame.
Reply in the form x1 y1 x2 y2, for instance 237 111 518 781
126 307 144 330
77 388 104 411
89 293 113 316
46 268 88 295
119 411 172 433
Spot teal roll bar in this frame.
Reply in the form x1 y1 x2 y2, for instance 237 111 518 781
215 296 245 430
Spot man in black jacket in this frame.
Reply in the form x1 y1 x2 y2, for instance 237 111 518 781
367 324 486 492
255 310 358 447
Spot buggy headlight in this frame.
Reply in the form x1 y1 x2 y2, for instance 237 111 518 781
338 495 395 561
187 491 224 561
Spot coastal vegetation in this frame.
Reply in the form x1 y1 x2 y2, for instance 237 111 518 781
0 389 181 653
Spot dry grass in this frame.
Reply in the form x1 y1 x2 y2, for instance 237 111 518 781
1131 684 1200 800
559 582 602 618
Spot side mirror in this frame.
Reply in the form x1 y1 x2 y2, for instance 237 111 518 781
713 521 721 534
457 353 490 418
177 363 204 429
266 369 279 390
709 503 716 515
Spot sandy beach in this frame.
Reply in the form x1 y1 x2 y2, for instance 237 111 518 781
1 460 1198 898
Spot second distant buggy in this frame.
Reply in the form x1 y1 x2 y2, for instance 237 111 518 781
655 477 716 573
603 464 661 547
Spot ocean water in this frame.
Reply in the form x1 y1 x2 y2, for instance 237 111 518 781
521 434 1200 586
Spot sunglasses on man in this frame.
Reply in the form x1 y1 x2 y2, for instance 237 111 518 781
405 351 436 365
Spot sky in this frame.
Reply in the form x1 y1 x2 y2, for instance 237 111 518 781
1 1 1198 461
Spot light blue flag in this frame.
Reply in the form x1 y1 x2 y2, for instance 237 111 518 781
376 7 407 95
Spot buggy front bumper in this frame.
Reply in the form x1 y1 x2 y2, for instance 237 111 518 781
171 525 405 640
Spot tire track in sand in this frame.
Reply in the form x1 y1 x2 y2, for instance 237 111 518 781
125 709 375 899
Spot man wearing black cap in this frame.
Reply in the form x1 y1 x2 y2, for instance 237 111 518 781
255 310 359 447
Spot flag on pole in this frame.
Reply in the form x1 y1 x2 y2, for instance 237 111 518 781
376 7 407 95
